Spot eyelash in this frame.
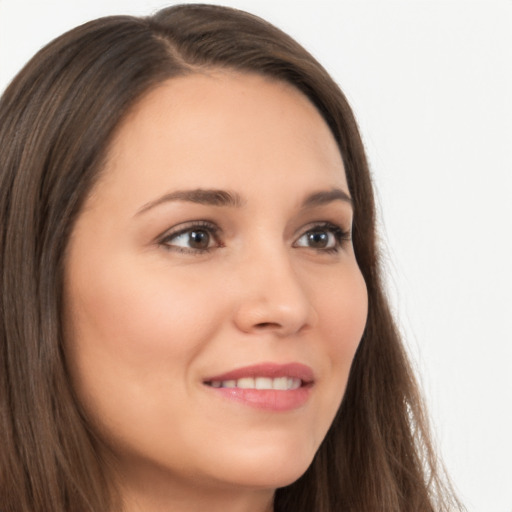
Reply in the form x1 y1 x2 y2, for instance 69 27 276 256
295 222 352 254
159 221 222 255
158 221 351 255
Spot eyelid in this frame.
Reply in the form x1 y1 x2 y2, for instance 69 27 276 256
157 220 222 253
293 221 352 251
155 219 351 255
296 220 351 237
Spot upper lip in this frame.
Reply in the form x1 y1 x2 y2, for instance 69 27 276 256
203 362 315 384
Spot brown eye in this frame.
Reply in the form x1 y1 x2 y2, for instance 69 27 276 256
160 223 220 253
305 230 331 249
187 229 211 249
293 223 350 253
295 229 336 250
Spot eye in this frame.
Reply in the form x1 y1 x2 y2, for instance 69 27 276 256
159 221 221 253
294 222 350 252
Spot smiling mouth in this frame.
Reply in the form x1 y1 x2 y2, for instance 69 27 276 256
202 363 314 411
204 377 303 390
202 362 314 391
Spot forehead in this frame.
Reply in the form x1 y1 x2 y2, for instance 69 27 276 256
93 71 348 208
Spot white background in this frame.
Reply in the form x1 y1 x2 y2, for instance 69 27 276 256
1 1 510 510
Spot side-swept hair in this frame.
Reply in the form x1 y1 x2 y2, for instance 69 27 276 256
0 4 462 511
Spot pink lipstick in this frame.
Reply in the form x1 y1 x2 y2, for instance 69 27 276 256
203 362 314 411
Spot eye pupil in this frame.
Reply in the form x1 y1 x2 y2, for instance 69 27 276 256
308 231 328 248
189 230 210 249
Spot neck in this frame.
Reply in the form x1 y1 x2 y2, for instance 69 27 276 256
122 490 274 512
109 460 275 512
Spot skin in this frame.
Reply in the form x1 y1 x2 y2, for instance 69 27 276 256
63 71 368 512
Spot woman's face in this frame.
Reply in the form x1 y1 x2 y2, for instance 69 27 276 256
63 71 368 503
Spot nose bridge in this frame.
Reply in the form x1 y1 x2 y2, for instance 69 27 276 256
232 234 316 335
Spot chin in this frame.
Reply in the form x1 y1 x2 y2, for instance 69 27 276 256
209 444 316 491
242 465 310 490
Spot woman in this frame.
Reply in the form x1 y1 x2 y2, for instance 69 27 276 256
0 4 462 512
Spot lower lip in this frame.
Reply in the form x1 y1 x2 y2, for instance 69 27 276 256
205 385 312 411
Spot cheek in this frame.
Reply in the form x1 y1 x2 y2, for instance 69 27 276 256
62 256 225 431
318 262 368 351
65 257 219 367
313 265 368 403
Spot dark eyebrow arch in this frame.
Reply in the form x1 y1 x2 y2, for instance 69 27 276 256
301 188 352 209
136 188 245 216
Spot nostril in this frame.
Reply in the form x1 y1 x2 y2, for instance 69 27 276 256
255 322 280 329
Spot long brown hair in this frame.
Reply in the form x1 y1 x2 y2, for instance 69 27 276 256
0 4 462 511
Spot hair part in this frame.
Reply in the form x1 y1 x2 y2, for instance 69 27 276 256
0 4 462 511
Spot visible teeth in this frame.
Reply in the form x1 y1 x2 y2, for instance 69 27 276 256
254 377 272 389
238 377 254 388
209 377 302 390
287 378 301 390
273 377 288 390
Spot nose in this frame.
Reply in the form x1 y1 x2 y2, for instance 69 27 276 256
232 247 318 337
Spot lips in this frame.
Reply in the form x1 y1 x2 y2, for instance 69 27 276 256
209 376 302 391
203 363 314 411
204 362 314 386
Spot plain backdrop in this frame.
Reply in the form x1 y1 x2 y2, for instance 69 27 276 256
1 1 511 510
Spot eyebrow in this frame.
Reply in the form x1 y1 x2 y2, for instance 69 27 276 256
136 188 245 215
135 186 352 216
301 188 352 208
